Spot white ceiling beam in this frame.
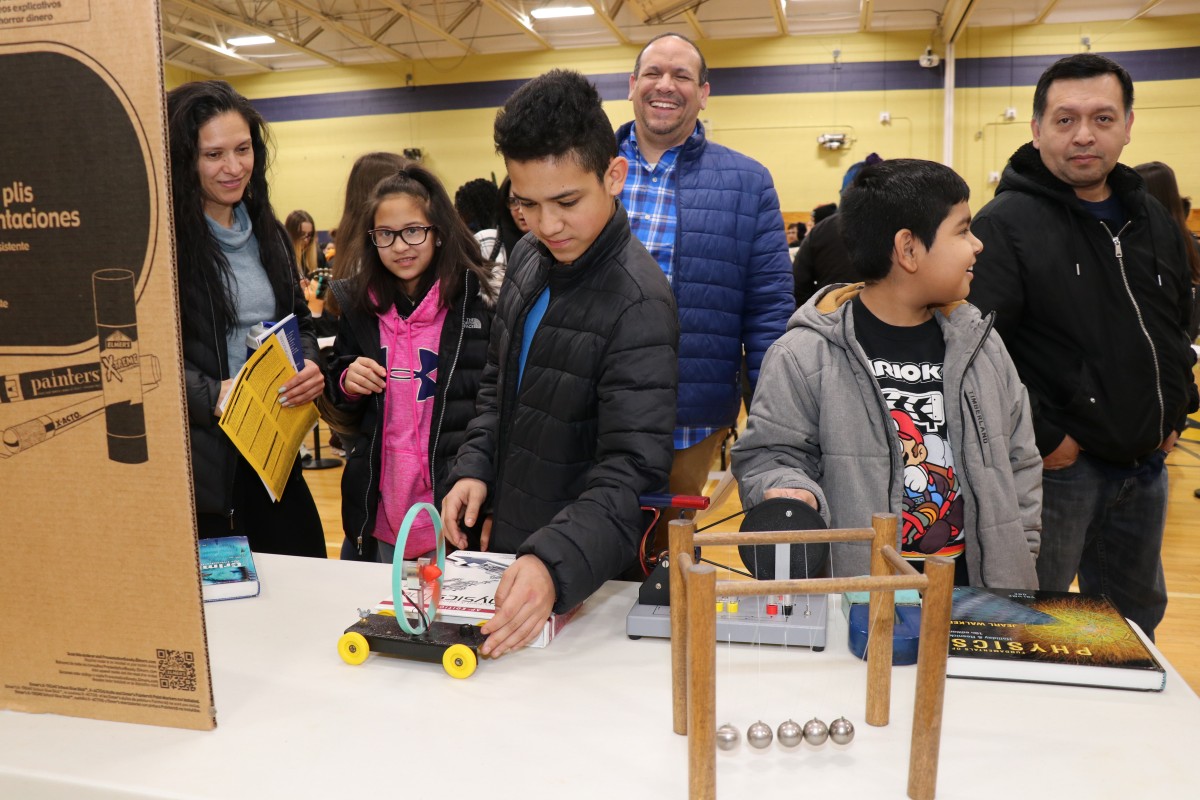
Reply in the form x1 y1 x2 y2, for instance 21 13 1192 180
941 0 978 45
769 0 788 35
170 0 341 66
377 0 476 52
272 0 412 62
586 0 633 45
162 29 273 72
1132 0 1166 20
1032 0 1063 25
858 0 873 32
478 0 552 49
683 9 706 38
165 56 219 78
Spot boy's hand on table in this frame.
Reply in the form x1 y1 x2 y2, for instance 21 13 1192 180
764 487 819 510
479 555 555 658
441 479 488 549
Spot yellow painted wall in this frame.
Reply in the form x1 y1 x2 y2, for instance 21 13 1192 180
164 18 1200 230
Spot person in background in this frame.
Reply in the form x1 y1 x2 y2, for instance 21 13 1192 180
616 33 793 553
786 220 807 263
793 154 884 307
166 80 325 557
969 54 1198 640
324 227 337 265
325 165 496 564
286 209 337 338
327 151 410 316
496 175 530 262
811 202 837 226
1134 161 1200 340
734 158 1040 588
454 177 504 262
285 209 328 281
317 152 410 501
441 69 678 658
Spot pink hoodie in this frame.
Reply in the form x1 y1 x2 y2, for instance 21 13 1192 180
371 282 448 556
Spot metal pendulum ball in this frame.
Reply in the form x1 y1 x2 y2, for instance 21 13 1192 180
802 717 829 745
747 720 774 749
829 716 855 744
716 723 740 751
777 718 803 748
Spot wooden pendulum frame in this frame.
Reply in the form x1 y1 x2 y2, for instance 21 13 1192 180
667 513 954 800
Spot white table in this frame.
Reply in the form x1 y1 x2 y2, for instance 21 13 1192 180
3 554 1199 799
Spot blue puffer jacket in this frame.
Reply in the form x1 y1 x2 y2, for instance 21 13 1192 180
616 121 794 429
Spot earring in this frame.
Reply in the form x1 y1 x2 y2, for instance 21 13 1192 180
436 238 442 246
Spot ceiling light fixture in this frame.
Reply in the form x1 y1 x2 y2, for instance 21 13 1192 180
530 6 595 19
227 35 275 47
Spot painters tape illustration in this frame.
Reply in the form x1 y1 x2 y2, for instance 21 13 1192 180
1 357 160 459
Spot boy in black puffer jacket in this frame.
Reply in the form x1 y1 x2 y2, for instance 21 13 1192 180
442 70 679 659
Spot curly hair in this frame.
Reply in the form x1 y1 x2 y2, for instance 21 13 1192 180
454 177 500 233
493 69 616 180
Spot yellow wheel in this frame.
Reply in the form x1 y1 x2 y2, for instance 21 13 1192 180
377 609 396 617
338 632 370 666
442 644 477 679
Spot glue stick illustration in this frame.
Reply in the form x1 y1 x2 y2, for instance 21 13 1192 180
93 268 147 463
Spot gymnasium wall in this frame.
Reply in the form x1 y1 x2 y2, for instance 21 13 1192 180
164 15 1200 233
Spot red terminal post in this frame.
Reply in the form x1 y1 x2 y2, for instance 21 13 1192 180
766 603 779 616
419 564 442 583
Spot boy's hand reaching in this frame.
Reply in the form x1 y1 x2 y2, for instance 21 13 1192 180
764 487 819 510
479 554 555 658
441 478 488 549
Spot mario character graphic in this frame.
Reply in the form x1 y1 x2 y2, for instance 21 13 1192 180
891 409 964 555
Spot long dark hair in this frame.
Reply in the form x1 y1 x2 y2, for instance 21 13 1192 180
167 80 292 339
350 164 495 316
1135 161 1200 283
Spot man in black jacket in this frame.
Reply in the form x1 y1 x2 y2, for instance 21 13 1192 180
442 70 679 658
970 54 1198 639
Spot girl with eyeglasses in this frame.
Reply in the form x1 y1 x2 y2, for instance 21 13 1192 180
323 166 498 562
166 80 326 557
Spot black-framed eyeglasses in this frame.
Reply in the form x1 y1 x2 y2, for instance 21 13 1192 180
368 225 435 248
505 196 520 208
299 232 314 241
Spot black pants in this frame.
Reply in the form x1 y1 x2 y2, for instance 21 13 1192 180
197 457 327 558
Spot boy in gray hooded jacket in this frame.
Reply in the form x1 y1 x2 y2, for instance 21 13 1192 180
732 159 1040 589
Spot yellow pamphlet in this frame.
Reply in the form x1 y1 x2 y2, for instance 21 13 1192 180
218 334 317 500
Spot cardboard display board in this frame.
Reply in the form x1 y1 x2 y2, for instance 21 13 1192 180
0 1 215 730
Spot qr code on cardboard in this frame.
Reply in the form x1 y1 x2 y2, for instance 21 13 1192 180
157 648 197 691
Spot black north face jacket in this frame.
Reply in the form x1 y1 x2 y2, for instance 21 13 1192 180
970 142 1198 465
449 202 678 613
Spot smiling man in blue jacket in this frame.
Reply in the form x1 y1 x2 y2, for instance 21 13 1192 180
617 33 793 548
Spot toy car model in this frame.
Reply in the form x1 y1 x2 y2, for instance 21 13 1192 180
338 612 486 679
336 502 485 678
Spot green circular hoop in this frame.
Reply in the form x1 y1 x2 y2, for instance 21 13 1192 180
390 502 446 636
